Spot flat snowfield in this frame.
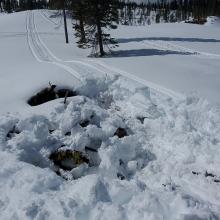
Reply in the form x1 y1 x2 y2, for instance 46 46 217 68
0 10 220 220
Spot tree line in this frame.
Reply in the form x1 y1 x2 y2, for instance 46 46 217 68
0 0 47 12
1 0 219 56
70 0 220 56
117 0 220 25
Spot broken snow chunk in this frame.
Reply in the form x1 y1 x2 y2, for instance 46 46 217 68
81 108 94 120
114 127 128 138
17 115 50 132
86 125 104 140
70 163 89 179
60 111 81 135
76 77 109 98
49 148 89 171
127 160 138 173
86 138 102 151
84 139 102 167
85 147 101 167
33 121 49 139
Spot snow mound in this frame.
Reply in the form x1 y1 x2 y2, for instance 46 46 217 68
1 75 220 219
205 16 220 26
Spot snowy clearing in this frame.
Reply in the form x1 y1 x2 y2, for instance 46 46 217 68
0 10 220 220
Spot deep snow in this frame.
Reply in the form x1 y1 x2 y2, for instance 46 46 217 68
0 10 220 220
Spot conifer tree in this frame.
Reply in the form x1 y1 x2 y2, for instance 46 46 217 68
73 0 118 57
19 0 26 10
88 0 118 56
72 0 88 48
0 0 4 12
155 10 161 23
5 0 12 12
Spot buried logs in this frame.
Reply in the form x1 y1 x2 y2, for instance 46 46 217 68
114 127 128 138
28 83 77 106
49 148 89 171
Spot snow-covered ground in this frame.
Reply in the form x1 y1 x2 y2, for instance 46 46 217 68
36 10 220 104
0 10 220 220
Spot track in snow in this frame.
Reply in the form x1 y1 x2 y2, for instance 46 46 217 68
40 10 63 29
40 10 59 26
26 10 81 81
26 10 185 100
0 32 26 38
141 39 220 59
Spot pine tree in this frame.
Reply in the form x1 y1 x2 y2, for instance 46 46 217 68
18 0 26 10
164 5 169 23
4 0 12 13
155 10 161 23
73 0 118 57
216 0 220 15
72 0 88 48
0 0 4 12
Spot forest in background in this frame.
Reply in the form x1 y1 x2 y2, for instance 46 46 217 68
1 0 219 56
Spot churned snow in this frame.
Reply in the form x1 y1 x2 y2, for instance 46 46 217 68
0 10 220 220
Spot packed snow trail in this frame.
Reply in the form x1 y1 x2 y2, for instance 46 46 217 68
0 32 26 38
32 10 184 100
141 39 220 59
23 9 220 105
26 10 82 81
40 10 60 26
86 60 185 100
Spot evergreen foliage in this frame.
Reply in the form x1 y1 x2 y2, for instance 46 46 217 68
5 0 12 13
72 0 118 57
70 0 220 56
72 0 88 48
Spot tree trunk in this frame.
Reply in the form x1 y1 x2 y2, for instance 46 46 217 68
96 20 104 56
94 2 105 57
0 1 3 12
63 0 69 44
79 16 86 43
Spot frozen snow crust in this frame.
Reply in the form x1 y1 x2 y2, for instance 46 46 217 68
1 74 220 220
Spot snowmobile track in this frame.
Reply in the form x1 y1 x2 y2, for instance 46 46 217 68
29 10 185 100
141 40 220 59
26 10 81 82
40 10 59 26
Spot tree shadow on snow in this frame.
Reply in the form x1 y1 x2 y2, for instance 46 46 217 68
110 48 194 58
118 37 220 44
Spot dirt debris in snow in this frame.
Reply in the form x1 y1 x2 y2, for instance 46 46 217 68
28 83 77 106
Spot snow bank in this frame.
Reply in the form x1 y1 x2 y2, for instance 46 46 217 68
1 74 220 219
206 16 220 27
